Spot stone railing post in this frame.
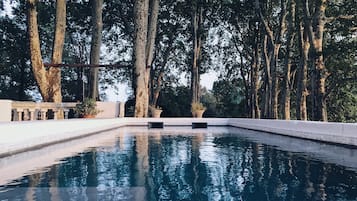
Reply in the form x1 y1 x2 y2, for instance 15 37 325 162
16 109 24 121
63 109 70 119
119 102 125 118
6 100 111 121
11 101 37 121
40 110 47 120
23 109 30 121
53 109 58 120
61 102 77 119
28 109 36 120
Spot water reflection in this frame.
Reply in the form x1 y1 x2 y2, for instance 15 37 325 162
0 130 356 201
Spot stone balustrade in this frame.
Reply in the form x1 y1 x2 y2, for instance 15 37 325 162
0 100 125 122
11 101 77 121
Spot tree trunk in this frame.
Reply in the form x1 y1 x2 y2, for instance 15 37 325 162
234 44 251 116
256 0 287 119
134 0 149 117
282 0 296 120
150 47 171 107
303 0 328 121
146 0 159 69
271 46 280 119
28 0 66 118
191 2 203 106
262 35 272 118
240 55 250 115
146 0 159 107
19 57 27 100
28 0 49 101
89 0 103 100
251 33 261 119
296 22 309 121
150 29 174 108
50 0 66 119
49 0 66 103
152 70 164 107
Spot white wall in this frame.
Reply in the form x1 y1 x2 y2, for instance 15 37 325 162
95 101 120 118
0 100 12 122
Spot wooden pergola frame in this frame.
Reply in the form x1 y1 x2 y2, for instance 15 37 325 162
42 63 131 100
43 63 131 68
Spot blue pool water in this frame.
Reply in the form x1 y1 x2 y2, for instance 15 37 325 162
0 127 356 201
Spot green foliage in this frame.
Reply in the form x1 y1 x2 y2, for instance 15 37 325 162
200 88 218 117
158 86 192 117
212 79 247 117
327 85 357 123
0 3 35 100
74 98 101 117
1 0 356 122
323 1 357 122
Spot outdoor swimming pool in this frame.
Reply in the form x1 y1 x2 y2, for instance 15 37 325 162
0 127 356 201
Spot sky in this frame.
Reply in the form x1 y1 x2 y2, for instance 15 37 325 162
1 1 12 17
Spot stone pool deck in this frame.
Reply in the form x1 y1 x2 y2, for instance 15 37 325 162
0 118 356 157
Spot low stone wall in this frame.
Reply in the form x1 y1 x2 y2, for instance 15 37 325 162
0 99 125 122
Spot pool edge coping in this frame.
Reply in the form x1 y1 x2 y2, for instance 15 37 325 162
0 118 356 158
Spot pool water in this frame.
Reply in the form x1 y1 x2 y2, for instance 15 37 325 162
0 128 356 201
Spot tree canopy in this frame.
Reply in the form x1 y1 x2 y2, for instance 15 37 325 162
0 0 356 122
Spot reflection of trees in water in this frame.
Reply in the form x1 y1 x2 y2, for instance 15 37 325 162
2 133 357 201
26 173 41 201
134 134 149 186
209 137 356 201
52 136 137 187
148 135 200 200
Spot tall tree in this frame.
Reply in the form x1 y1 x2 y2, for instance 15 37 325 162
133 0 160 117
146 0 160 112
251 22 262 119
323 0 357 122
149 0 189 109
302 0 328 121
255 0 288 119
296 22 309 121
27 0 66 115
149 28 176 107
133 0 149 117
89 0 103 100
281 0 296 120
218 0 260 118
191 0 204 106
146 0 159 77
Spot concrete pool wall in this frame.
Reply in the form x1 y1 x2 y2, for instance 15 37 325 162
0 118 356 157
228 119 357 147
